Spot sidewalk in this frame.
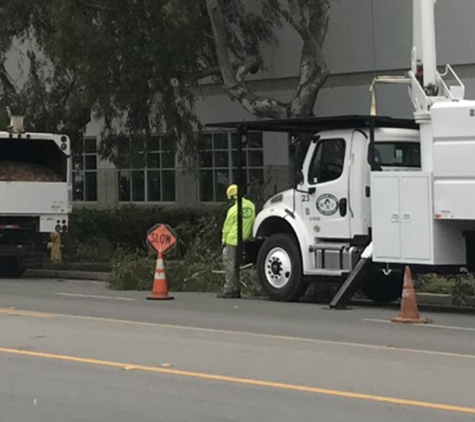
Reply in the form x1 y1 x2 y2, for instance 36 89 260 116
26 268 109 282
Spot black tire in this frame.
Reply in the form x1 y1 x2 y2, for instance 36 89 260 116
0 258 26 278
11 259 26 278
257 233 308 301
361 267 404 304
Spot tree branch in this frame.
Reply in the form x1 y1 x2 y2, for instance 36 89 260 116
286 0 309 37
0 61 21 112
74 0 118 13
195 56 258 81
288 0 330 116
206 0 288 118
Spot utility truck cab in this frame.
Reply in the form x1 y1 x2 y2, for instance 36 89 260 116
250 118 420 302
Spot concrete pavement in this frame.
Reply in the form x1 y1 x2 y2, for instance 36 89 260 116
0 277 474 421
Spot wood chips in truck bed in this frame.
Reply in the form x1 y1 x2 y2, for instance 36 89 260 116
0 161 62 182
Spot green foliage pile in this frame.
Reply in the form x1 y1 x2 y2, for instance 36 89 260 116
51 205 261 295
0 0 284 154
107 208 262 295
108 253 262 296
108 253 156 291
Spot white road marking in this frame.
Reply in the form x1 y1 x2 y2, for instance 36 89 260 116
54 293 134 301
1 306 474 361
364 318 475 332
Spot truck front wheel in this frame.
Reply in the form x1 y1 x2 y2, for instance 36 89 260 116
257 234 307 301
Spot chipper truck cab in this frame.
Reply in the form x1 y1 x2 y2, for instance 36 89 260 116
0 115 72 276
209 0 475 305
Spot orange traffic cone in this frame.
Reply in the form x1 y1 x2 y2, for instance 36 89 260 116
147 252 174 301
391 266 427 324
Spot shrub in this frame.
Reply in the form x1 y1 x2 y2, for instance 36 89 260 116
415 273 453 294
64 205 225 262
62 236 122 263
449 272 475 306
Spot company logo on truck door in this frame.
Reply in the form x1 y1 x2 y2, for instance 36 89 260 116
316 194 339 216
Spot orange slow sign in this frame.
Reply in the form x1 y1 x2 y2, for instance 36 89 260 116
146 224 177 254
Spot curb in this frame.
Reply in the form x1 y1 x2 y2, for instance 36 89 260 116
22 270 475 313
417 292 475 307
350 293 475 315
26 269 109 282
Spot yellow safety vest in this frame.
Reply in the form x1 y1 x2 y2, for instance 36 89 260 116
222 197 256 246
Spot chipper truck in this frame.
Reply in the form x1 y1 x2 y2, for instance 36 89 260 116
0 115 71 276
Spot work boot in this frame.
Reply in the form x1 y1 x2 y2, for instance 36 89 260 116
216 291 241 299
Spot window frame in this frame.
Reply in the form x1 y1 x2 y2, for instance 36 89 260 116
374 141 421 168
198 131 265 203
307 138 346 186
72 137 98 203
117 137 176 203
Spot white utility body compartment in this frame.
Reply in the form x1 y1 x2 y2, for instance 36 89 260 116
432 101 475 219
371 171 465 265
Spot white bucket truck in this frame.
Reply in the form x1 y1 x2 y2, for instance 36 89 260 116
211 0 475 304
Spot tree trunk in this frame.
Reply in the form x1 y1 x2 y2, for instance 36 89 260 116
288 0 330 117
206 0 290 119
206 0 331 120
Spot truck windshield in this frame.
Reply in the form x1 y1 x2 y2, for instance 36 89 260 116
374 142 420 168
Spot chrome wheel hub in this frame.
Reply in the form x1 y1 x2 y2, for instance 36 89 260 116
264 247 292 289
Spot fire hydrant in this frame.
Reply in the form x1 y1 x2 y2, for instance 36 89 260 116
47 232 63 263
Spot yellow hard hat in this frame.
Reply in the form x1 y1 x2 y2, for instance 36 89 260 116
226 184 238 200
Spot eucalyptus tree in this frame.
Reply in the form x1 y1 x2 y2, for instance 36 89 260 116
0 0 331 158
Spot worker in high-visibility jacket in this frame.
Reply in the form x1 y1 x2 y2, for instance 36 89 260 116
218 184 256 299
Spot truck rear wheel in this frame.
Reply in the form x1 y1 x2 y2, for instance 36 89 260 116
361 267 404 304
257 233 307 301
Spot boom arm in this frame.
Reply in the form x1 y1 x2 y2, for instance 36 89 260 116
413 0 438 94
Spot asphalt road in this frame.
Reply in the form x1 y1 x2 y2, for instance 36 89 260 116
0 277 474 421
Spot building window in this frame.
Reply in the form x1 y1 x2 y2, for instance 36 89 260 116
199 131 264 202
73 137 98 202
118 137 176 202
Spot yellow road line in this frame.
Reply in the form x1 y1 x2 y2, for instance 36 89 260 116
0 308 55 318
0 306 474 361
0 346 473 415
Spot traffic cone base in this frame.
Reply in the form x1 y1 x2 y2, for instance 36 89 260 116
391 266 427 324
147 295 174 301
147 253 174 301
391 317 427 324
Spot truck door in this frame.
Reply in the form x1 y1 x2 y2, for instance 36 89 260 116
300 134 352 239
